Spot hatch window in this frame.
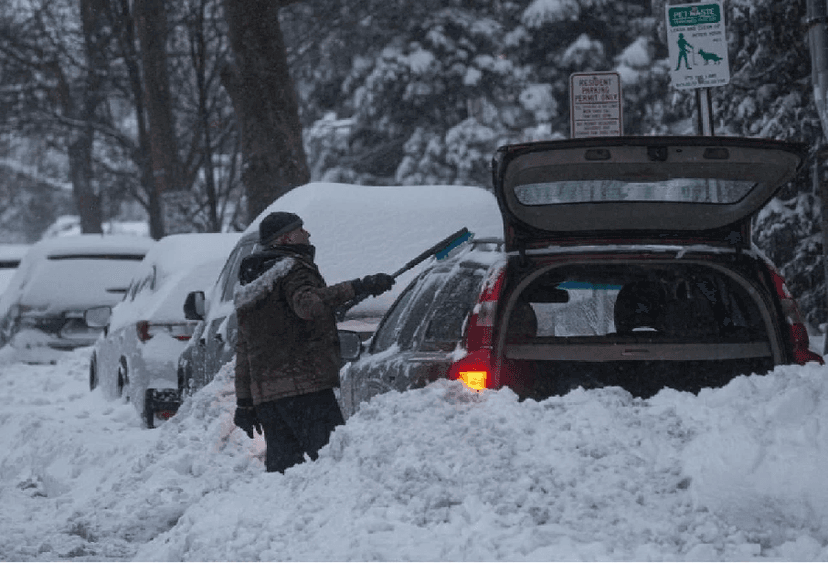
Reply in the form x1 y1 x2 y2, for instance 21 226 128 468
514 179 756 205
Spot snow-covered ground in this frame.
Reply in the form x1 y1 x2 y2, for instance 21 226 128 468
1 342 827 561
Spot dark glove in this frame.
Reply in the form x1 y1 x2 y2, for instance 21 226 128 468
234 399 262 439
351 273 395 297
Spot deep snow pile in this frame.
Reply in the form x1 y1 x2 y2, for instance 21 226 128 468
0 344 827 561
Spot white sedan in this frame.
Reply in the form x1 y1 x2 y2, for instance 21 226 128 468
88 232 240 428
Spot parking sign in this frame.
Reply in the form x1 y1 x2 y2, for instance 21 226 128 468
570 72 623 138
666 1 730 90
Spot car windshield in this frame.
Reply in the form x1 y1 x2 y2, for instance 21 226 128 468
514 179 756 205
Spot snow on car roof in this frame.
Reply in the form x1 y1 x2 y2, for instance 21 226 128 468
0 235 156 317
0 243 31 263
249 182 504 314
107 234 242 329
35 234 155 257
134 233 242 283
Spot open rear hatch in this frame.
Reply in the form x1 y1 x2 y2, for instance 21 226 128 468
492 136 806 252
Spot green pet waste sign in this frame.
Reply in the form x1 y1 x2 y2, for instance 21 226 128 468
666 0 730 90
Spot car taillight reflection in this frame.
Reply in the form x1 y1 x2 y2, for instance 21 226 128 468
136 321 195 343
766 267 824 365
449 265 508 390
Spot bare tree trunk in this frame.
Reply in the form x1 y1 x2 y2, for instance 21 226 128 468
72 0 109 234
68 133 102 234
221 0 309 221
135 0 181 238
192 0 221 232
110 0 157 232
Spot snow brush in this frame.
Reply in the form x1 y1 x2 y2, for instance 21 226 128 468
336 227 472 320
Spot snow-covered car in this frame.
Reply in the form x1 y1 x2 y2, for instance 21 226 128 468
0 235 154 362
0 243 30 294
177 231 259 399
339 136 825 417
88 233 241 428
176 181 504 401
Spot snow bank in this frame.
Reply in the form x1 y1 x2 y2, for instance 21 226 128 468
1 346 827 561
133 364 828 561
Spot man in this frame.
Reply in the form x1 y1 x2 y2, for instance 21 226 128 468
675 32 693 70
233 211 394 473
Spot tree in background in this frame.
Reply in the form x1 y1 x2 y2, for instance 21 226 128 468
135 0 181 238
653 0 826 328
173 0 245 232
0 0 825 327
290 0 676 187
221 0 310 220
289 0 826 327
0 0 246 239
0 0 108 234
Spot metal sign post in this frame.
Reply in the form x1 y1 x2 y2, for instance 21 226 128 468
666 0 730 136
696 87 715 136
570 71 623 138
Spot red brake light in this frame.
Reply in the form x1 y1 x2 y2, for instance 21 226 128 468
449 264 508 391
465 266 508 351
136 320 152 342
767 267 824 365
449 349 492 391
136 321 195 343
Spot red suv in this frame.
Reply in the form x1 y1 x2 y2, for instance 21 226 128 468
338 136 823 416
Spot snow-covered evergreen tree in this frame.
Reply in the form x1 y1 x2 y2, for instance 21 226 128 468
291 0 828 326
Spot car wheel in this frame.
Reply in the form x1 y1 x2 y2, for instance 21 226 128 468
89 354 98 391
117 358 130 400
143 389 155 429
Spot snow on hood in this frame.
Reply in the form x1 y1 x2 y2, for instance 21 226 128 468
1 346 827 561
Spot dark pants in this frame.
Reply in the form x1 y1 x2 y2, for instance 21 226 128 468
255 389 345 473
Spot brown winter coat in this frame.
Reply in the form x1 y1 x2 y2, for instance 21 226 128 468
233 248 355 405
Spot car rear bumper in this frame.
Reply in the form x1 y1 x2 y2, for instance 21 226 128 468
11 327 101 351
13 315 103 350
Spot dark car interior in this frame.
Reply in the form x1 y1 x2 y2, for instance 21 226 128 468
503 262 776 399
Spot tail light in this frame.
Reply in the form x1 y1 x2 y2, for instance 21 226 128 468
448 264 508 390
136 321 196 343
766 267 824 365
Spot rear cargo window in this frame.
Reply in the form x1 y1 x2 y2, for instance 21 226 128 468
514 179 755 205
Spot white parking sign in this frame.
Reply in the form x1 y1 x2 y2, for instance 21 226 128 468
666 1 730 90
570 72 623 138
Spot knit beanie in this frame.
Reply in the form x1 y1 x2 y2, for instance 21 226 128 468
259 211 303 246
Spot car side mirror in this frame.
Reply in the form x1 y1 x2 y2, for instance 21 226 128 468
84 306 112 328
338 330 362 362
184 291 206 320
